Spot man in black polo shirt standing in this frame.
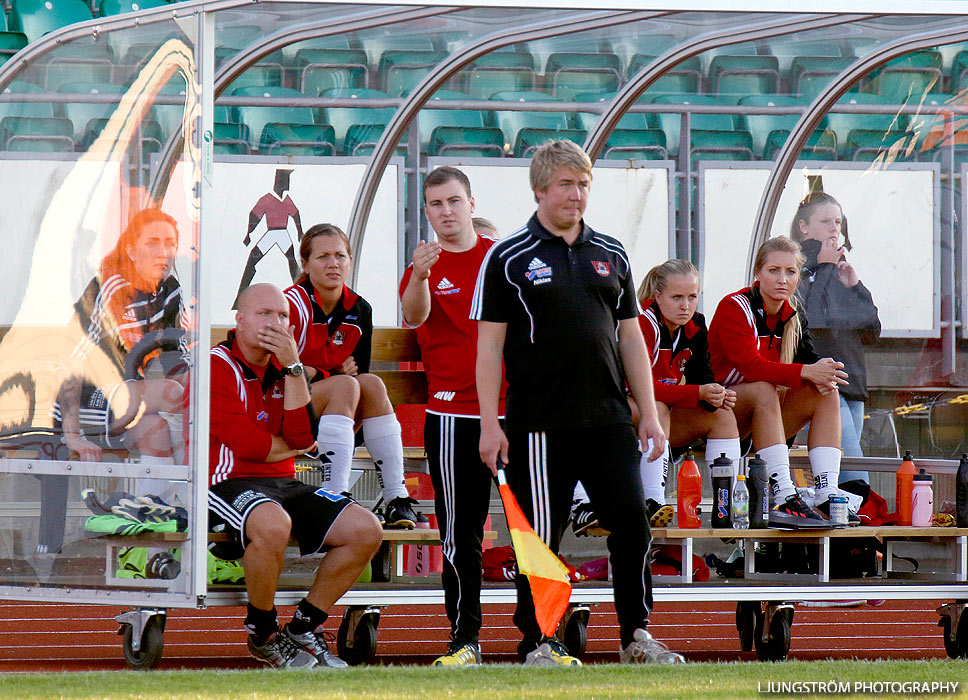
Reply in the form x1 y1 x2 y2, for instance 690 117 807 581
472 140 685 666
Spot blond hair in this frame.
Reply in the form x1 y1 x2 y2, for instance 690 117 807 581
529 140 592 202
753 236 805 365
637 258 699 304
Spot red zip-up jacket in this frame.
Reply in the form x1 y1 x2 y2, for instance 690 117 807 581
638 299 714 409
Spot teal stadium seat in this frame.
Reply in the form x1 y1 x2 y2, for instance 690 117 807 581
378 50 447 96
649 94 735 156
318 87 395 154
763 128 838 161
358 31 435 68
573 91 650 132
689 128 754 163
217 47 285 93
869 50 942 105
609 33 677 68
544 52 622 100
600 128 668 160
513 127 586 158
212 121 251 155
296 48 368 96
789 57 854 100
0 32 28 68
737 94 806 158
260 122 336 156
80 116 162 153
8 0 93 43
824 94 908 159
845 128 915 161
342 123 406 156
418 89 486 150
56 81 124 144
707 55 779 96
231 86 315 152
764 36 844 75
0 81 54 122
42 44 115 91
460 50 535 99
490 90 570 153
627 54 702 95
97 0 166 16
0 115 74 151
950 50 968 94
428 125 504 157
283 35 352 64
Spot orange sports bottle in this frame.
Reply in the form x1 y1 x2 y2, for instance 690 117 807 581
677 449 702 528
895 450 917 526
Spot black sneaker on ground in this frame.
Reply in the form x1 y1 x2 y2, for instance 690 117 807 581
571 502 607 537
384 496 419 529
815 498 861 526
646 499 675 528
247 630 317 669
768 492 831 529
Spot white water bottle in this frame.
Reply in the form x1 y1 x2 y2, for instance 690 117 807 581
732 474 750 530
911 468 933 527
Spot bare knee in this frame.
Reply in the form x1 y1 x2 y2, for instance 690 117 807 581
246 504 292 552
356 373 388 400
708 407 738 436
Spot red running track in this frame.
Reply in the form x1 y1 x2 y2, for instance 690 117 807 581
0 599 948 671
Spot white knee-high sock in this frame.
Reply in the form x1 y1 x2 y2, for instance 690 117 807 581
362 413 409 501
317 414 356 495
759 443 796 501
810 446 841 501
640 440 670 505
704 437 742 481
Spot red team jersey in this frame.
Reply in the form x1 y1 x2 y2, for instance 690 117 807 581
284 279 372 377
638 299 714 409
399 236 505 417
707 284 818 389
208 334 314 486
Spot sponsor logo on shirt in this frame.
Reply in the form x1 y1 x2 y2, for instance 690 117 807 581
256 410 268 422
433 390 456 401
435 277 460 295
122 309 137 322
658 378 678 386
591 261 611 277
525 257 552 284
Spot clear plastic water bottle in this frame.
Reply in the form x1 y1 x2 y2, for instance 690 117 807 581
732 474 750 530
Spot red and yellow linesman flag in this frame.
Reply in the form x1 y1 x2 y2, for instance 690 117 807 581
496 469 572 637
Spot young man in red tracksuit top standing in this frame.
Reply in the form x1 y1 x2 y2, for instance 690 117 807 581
400 166 504 666
208 283 382 669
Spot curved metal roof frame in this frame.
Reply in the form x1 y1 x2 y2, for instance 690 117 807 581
750 19 968 280
146 4 452 202
344 8 672 279
583 13 876 161
0 0 248 90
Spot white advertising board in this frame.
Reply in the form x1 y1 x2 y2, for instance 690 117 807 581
701 165 937 335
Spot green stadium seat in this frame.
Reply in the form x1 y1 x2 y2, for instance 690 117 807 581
428 125 504 157
763 37 845 74
283 35 352 63
544 52 622 100
212 121 251 155
150 77 188 142
296 48 368 96
231 86 315 151
609 34 677 67
600 128 667 160
789 56 854 100
378 49 447 97
737 94 806 158
649 94 735 156
513 127 585 158
418 89 486 150
217 47 285 93
260 122 336 156
845 128 915 161
97 0 165 16
707 55 779 96
0 80 53 122
0 115 74 151
42 44 115 91
907 93 963 153
573 91 650 132
490 90 570 150
8 0 93 43
869 50 942 105
0 32 27 67
79 116 162 153
627 54 701 94
342 122 406 157
460 50 535 99
359 32 435 67
690 129 754 163
950 50 968 93
56 81 124 143
763 128 838 161
319 87 395 153
216 24 262 51
824 94 908 158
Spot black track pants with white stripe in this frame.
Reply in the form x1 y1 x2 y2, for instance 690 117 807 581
425 413 495 645
505 423 653 654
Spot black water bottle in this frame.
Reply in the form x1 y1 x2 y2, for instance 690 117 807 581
957 453 968 528
710 453 733 528
747 453 769 529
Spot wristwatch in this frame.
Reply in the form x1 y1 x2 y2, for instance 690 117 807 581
280 362 304 377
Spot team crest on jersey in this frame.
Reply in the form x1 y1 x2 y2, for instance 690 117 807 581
435 277 459 295
270 386 283 399
525 257 552 284
591 261 611 277
332 330 344 346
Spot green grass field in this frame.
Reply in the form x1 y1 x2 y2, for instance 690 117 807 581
0 661 964 700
